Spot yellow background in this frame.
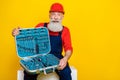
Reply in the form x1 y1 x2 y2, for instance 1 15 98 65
0 0 120 80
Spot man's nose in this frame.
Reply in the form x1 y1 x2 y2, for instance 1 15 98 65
54 15 59 20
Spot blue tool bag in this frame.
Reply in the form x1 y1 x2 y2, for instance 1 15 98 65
15 27 59 74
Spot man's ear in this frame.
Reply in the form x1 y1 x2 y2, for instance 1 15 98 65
62 14 64 20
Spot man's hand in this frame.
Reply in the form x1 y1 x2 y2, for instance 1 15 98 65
58 57 68 70
12 27 20 37
58 50 72 70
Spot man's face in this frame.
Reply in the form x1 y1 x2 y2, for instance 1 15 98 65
48 12 64 32
49 12 64 22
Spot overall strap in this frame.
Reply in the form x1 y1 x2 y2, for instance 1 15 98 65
59 26 64 35
44 23 47 27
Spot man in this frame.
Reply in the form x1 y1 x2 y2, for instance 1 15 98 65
12 3 73 80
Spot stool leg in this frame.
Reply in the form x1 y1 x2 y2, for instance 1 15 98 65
17 70 24 80
70 66 77 80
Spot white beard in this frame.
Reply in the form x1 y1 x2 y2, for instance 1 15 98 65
48 19 63 32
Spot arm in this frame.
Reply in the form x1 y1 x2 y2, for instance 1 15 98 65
64 50 72 61
58 27 73 70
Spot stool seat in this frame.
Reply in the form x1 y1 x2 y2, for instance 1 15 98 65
17 66 77 80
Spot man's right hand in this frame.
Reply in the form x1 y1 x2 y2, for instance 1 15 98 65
12 27 20 37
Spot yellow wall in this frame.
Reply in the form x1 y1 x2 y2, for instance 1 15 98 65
0 0 120 80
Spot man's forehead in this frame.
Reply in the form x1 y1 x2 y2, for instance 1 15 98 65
50 11 64 14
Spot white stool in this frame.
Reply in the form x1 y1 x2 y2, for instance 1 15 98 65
17 66 77 80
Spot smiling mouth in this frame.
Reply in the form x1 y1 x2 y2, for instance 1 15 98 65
52 21 59 23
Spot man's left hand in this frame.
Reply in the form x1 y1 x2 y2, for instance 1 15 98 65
58 57 68 70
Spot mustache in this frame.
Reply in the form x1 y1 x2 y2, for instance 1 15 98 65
50 19 61 23
52 21 59 23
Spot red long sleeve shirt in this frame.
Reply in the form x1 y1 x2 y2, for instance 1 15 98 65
35 22 73 52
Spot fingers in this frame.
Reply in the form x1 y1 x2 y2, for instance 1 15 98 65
12 27 20 37
58 58 67 70
58 64 66 70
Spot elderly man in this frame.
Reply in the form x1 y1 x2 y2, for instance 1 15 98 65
12 3 73 80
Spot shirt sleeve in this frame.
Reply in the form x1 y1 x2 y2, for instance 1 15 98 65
35 23 44 28
62 27 73 52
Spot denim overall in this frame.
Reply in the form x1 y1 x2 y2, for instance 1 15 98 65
24 23 71 80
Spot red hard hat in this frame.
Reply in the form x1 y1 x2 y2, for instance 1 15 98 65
49 3 64 14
